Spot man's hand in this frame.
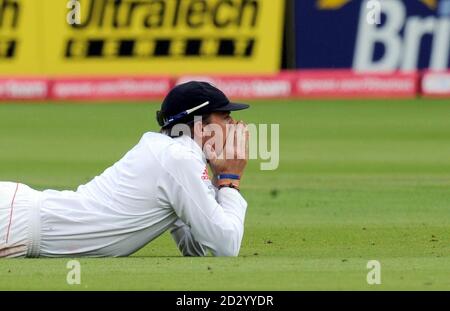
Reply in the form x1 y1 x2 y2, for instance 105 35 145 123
206 121 249 188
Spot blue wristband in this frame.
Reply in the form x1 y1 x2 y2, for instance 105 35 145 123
217 174 241 180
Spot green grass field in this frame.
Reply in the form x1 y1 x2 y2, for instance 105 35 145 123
0 99 449 290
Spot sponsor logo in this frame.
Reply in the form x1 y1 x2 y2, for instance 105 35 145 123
0 79 48 99
51 77 171 100
422 71 450 95
354 0 449 71
309 0 449 71
201 167 210 180
65 0 258 59
177 76 292 98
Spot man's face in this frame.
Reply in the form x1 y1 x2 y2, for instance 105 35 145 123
197 111 235 157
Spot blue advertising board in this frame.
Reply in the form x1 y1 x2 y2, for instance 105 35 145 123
294 0 450 71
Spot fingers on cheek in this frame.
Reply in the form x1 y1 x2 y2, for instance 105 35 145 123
205 144 216 159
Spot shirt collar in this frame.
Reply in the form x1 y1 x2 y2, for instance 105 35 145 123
174 135 207 163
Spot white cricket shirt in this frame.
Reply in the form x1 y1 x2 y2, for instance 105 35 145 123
37 133 247 257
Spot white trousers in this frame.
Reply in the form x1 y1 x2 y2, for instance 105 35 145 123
0 182 41 258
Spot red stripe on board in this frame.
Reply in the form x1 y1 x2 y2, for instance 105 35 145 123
5 183 19 244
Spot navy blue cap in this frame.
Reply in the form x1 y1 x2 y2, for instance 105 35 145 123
157 81 249 128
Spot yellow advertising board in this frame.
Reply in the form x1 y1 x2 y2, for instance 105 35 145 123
0 0 285 76
0 0 41 74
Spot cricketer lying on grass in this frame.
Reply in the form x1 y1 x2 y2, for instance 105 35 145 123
0 81 250 258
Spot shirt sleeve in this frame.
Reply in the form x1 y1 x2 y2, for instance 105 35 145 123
158 147 247 257
170 219 208 257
